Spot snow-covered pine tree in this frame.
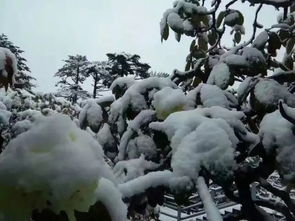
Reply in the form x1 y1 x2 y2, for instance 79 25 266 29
55 55 89 104
0 47 17 90
86 61 111 98
105 52 151 87
0 34 36 90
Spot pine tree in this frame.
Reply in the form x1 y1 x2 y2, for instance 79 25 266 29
86 61 111 98
105 52 150 87
55 55 89 103
0 34 35 90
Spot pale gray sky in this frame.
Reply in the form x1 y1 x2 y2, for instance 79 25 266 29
0 0 279 93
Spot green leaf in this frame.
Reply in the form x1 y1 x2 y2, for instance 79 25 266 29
234 32 241 43
267 32 281 56
185 54 192 71
191 14 201 28
200 15 209 27
192 46 206 59
236 11 244 25
286 37 295 54
175 32 182 42
269 32 281 50
167 12 184 33
216 11 226 28
190 39 196 52
185 60 191 71
208 31 217 46
198 35 208 51
161 23 169 42
252 31 268 49
237 77 258 104
278 30 291 43
283 55 293 70
224 10 244 27
192 76 202 87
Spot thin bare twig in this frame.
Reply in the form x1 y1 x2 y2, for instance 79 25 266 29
226 0 239 9
246 0 293 8
245 3 263 46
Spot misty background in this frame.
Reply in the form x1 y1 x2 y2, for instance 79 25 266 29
0 0 279 93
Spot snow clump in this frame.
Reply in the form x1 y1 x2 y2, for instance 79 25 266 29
0 114 126 221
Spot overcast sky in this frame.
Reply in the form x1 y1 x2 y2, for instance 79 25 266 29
0 0 279 93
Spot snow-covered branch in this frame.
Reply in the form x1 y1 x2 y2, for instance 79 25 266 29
196 176 222 221
118 170 173 199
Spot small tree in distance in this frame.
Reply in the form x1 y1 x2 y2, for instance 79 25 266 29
86 61 111 98
106 52 151 87
55 55 89 103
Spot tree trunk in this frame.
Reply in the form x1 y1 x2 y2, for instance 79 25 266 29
73 66 80 104
93 73 98 98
